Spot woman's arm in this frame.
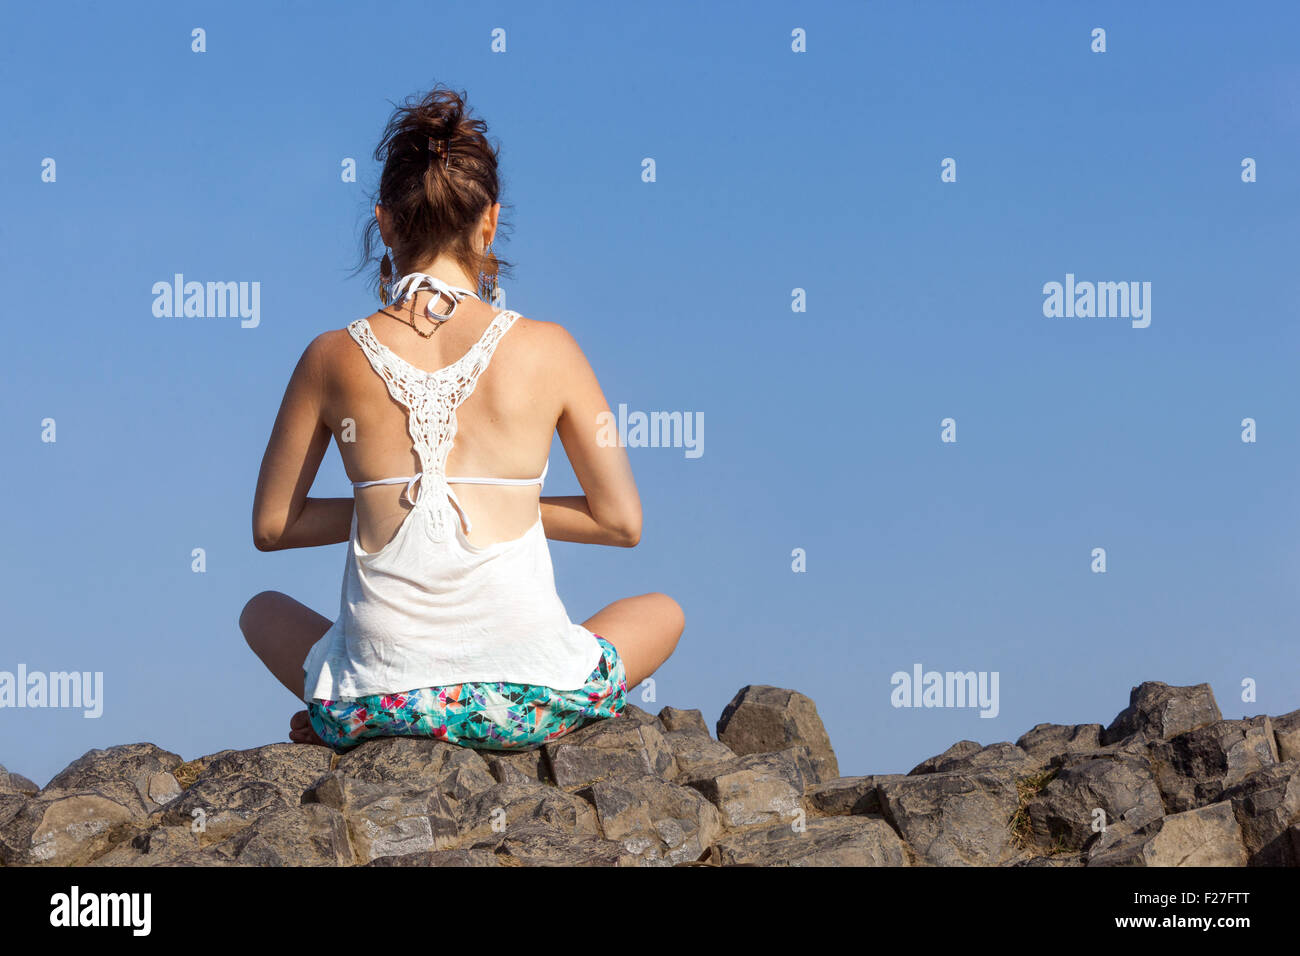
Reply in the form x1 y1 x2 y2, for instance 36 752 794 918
251 335 354 551
542 326 642 547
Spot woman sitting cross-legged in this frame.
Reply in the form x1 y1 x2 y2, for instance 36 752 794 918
239 86 684 751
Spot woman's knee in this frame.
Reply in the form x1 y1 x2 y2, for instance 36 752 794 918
645 592 685 642
239 590 285 643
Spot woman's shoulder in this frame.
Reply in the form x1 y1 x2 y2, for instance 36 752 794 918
301 325 363 364
501 312 587 362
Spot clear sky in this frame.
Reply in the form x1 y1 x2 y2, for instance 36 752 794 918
3 1 1298 786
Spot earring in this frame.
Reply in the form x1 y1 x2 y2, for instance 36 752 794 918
478 243 501 305
379 247 394 305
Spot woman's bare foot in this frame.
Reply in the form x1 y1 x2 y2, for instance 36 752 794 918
289 709 327 747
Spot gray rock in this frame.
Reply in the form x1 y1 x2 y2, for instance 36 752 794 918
805 775 904 817
1219 760 1300 866
469 822 640 866
88 822 205 867
1271 709 1300 762
577 774 722 865
878 769 1022 866
480 749 552 786
1102 681 1222 745
682 748 808 829
366 848 501 867
916 742 1041 777
545 720 676 789
336 736 496 806
1025 752 1165 852
0 790 139 865
1087 801 1247 867
44 743 183 813
909 740 983 775
0 792 30 831
618 703 666 729
1148 719 1278 813
661 730 737 779
201 804 353 866
716 686 839 783
657 706 710 735
1016 723 1103 759
156 743 335 844
303 772 459 864
453 782 601 844
0 765 39 796
710 815 910 866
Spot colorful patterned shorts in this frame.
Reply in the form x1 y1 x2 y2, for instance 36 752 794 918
306 635 627 752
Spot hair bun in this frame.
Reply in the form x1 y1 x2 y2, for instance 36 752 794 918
360 84 508 301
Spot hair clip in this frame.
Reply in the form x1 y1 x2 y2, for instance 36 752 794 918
428 135 450 169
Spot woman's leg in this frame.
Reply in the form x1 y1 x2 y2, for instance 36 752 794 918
239 590 332 745
582 592 684 689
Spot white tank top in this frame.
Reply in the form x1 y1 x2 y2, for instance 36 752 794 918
301 275 603 701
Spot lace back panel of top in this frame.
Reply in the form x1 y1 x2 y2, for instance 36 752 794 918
346 310 520 541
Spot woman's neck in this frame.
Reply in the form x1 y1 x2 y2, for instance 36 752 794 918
395 254 477 292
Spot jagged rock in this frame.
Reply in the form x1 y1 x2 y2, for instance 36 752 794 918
0 791 138 865
1271 709 1300 762
468 822 640 866
8 680 1298 867
1014 852 1086 867
89 822 204 867
1148 719 1278 813
1219 760 1300 866
805 775 904 816
42 743 183 813
878 769 1022 866
716 686 838 783
658 706 710 734
335 737 496 806
709 816 910 866
481 749 552 786
681 748 808 829
577 774 721 865
544 719 676 789
156 743 335 844
1017 724 1103 758
302 771 458 863
201 804 353 866
660 730 736 778
909 741 983 775
1102 681 1221 745
0 766 39 796
0 793 29 831
913 742 1041 777
1087 801 1247 867
1025 752 1165 851
453 782 600 843
366 848 500 867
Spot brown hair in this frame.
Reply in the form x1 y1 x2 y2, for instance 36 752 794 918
356 86 512 301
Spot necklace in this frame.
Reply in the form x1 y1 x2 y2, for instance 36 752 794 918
380 272 481 339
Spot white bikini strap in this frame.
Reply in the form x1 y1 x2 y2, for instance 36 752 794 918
446 459 549 487
388 272 480 321
352 474 422 504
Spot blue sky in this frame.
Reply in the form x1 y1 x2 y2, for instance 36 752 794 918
3 1 1298 786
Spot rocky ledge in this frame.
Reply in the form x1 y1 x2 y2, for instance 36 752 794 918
2 681 1298 867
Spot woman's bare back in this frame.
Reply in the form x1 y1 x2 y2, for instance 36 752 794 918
317 292 563 553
